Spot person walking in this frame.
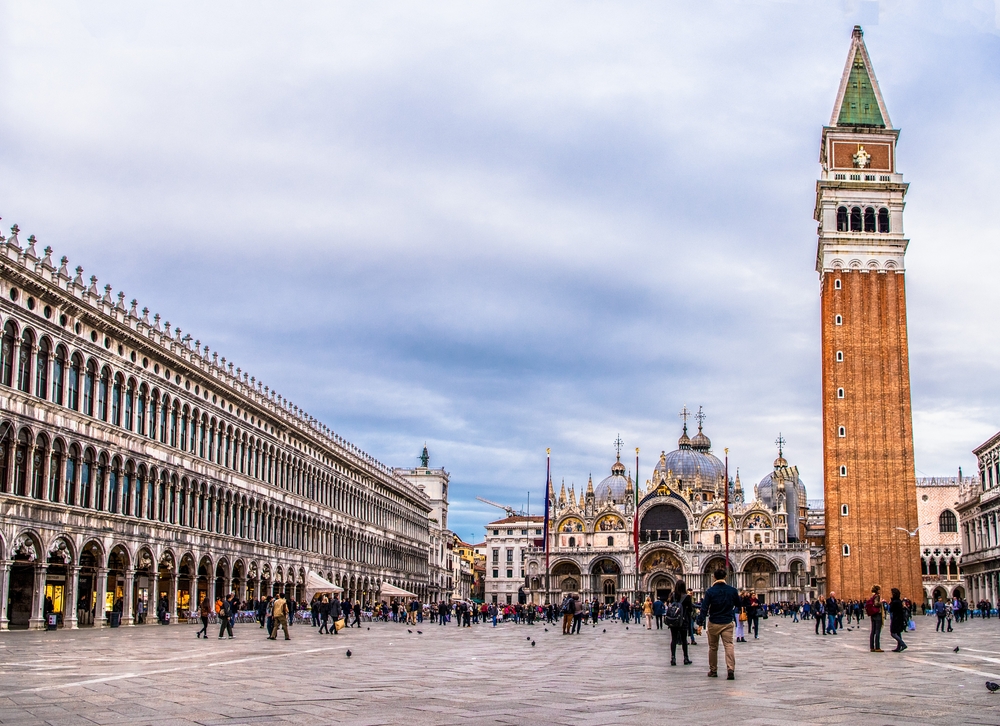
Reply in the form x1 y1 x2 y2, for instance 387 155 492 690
666 580 693 666
572 595 584 634
825 592 839 635
561 595 574 635
643 596 654 630
218 593 234 639
934 597 946 632
329 594 342 636
814 599 826 635
747 592 760 640
946 600 955 632
196 595 211 639
734 598 746 643
269 592 290 641
866 585 884 652
653 596 665 630
697 568 741 680
888 587 908 652
318 596 331 634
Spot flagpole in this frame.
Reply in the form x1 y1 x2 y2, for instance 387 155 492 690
634 447 640 600
724 447 730 577
544 448 551 605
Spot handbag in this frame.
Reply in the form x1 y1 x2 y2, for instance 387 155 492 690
334 618 346 633
907 618 916 632
739 610 748 622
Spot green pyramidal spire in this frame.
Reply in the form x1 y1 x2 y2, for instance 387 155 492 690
834 26 887 129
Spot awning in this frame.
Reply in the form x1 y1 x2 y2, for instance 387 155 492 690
305 571 343 601
379 583 417 599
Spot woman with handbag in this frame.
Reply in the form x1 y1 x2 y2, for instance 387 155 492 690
735 594 747 643
195 596 210 639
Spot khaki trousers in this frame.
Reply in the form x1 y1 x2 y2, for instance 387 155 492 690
707 621 735 673
562 613 573 634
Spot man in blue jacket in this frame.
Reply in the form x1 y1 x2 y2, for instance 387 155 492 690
697 568 741 680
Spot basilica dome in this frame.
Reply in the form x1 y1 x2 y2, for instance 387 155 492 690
756 471 808 510
597 458 630 502
654 424 726 487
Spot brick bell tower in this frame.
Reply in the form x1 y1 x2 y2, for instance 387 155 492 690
816 26 923 602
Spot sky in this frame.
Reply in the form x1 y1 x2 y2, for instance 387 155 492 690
1 0 999 543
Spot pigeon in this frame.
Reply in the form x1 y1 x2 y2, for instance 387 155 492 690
346 650 352 658
367 627 370 631
986 681 999 693
954 646 960 653
526 636 531 641
544 628 548 632
408 630 412 633
626 626 629 630
417 631 423 634
603 629 606 633
531 641 536 647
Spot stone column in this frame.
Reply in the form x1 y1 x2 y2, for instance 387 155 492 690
94 567 108 627
30 562 48 630
64 565 79 629
189 579 198 620
150 569 160 622
122 569 134 626
0 560 10 630
167 574 177 625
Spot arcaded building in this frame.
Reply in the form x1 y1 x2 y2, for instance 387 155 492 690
0 222 431 629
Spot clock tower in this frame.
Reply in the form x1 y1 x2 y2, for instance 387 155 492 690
815 26 923 602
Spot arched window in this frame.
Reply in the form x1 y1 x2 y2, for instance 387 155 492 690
17 328 34 393
122 462 134 517
30 433 46 499
170 403 179 448
49 439 64 502
83 360 96 416
13 429 29 496
0 321 16 386
921 558 928 575
850 206 862 232
80 449 93 508
97 367 110 421
111 374 123 426
52 345 66 405
136 385 147 435
606 536 614 547
878 207 890 233
67 353 81 410
836 206 848 231
949 558 958 577
135 466 146 518
863 206 876 232
568 536 576 547
35 337 49 399
929 558 938 575
108 458 119 513
714 534 722 545
939 510 958 533
65 444 79 506
124 379 134 431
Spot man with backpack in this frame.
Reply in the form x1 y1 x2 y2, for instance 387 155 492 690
218 592 234 639
653 596 665 630
560 594 574 635
933 596 947 632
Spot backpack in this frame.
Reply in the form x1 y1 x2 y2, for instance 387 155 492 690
664 601 684 627
864 597 881 616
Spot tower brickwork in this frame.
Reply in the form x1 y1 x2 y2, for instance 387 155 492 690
815 27 923 602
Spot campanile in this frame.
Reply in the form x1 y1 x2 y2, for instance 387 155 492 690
815 26 923 602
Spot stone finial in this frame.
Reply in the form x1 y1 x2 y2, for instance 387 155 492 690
7 224 21 249
174 327 181 341
41 246 53 268
74 266 84 287
228 362 234 373
141 307 150 324
153 313 161 331
102 284 113 305
59 256 69 277
25 234 38 259
212 352 218 365
88 275 99 296
129 299 138 317
236 367 241 377
116 292 126 311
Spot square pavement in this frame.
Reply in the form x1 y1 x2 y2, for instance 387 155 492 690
0 615 997 725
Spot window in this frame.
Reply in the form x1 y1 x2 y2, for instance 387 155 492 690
842 544 850 556
836 206 848 231
17 328 33 393
836 351 843 362
111 374 123 426
506 549 513 562
838 426 846 438
535 529 542 535
834 279 842 290
35 338 49 399
506 569 513 579
52 346 66 405
713 534 722 545
607 536 614 546
83 360 96 416
835 314 842 325
492 569 498 579
850 206 862 232
492 549 499 563
863 207 876 232
837 388 845 399
124 380 134 431
877 207 890 233
841 504 849 516
0 321 16 386
840 465 847 477
492 529 499 536
97 366 110 420
939 510 958 533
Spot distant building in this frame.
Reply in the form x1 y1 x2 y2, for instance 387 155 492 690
916 475 970 604
483 515 544 605
395 446 452 604
958 432 1000 606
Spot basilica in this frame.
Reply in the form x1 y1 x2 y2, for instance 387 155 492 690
524 412 811 605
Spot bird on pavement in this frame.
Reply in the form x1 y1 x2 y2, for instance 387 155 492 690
954 646 960 652
346 650 352 658
408 630 412 633
531 641 536 647
417 631 423 634
602 629 606 633
986 681 999 693
526 636 531 641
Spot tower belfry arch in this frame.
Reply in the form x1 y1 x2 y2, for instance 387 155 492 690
815 26 922 601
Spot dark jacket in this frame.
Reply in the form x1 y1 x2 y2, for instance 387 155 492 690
330 599 342 619
888 596 907 633
652 599 665 617
698 581 741 625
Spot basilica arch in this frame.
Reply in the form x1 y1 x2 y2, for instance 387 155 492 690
639 504 689 544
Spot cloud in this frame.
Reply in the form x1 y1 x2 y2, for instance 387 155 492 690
1 0 998 540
